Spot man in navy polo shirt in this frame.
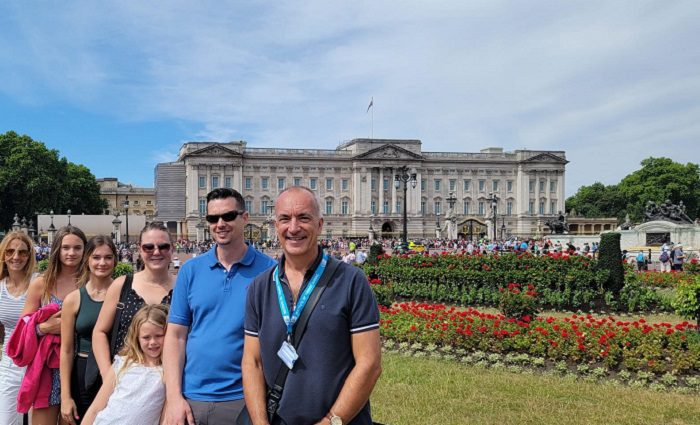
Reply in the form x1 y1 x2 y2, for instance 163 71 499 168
242 186 382 425
163 188 276 425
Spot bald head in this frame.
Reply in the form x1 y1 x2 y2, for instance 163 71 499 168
276 186 321 219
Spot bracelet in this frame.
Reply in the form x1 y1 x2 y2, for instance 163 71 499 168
35 324 45 337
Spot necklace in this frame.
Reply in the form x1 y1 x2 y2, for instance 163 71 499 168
87 282 108 296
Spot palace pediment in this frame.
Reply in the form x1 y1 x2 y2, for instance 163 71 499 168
185 143 243 159
354 144 423 161
520 153 568 164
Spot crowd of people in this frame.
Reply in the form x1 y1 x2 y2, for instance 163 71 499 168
3 185 695 425
0 186 381 425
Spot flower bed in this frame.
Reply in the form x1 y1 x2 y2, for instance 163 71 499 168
633 270 695 289
365 252 670 312
379 302 700 378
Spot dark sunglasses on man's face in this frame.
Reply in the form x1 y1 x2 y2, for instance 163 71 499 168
141 243 172 254
205 210 245 224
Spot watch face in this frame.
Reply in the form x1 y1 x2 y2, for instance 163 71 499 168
330 416 343 425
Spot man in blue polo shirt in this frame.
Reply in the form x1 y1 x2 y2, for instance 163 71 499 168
242 186 382 425
163 188 276 425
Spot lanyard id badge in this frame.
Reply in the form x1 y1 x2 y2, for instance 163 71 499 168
274 253 329 369
277 340 299 369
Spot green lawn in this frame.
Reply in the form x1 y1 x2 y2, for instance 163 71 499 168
371 353 700 425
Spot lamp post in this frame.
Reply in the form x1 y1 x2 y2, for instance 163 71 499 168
48 210 56 245
486 192 499 241
500 215 507 240
67 209 71 226
122 196 129 244
393 166 417 246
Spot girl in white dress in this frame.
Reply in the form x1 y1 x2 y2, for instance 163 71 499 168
81 304 168 425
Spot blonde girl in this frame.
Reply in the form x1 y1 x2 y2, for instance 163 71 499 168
22 225 87 425
60 236 117 424
82 304 168 425
0 232 37 425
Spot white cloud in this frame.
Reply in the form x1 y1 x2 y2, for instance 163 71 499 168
0 1 698 193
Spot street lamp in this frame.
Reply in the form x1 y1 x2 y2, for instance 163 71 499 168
394 166 417 246
122 196 129 244
486 192 499 241
48 210 56 245
67 209 71 226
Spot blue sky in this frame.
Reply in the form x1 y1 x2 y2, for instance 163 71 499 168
1 1 699 196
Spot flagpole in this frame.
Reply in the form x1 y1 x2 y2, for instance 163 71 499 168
371 102 374 139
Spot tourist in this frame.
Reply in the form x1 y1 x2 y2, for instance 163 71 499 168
81 304 168 425
671 244 686 271
163 188 275 424
242 186 382 424
60 236 117 424
14 226 87 424
635 250 646 272
0 232 38 425
92 222 175 380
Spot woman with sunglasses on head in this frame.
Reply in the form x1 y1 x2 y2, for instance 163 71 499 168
92 222 175 381
0 232 38 425
60 236 117 424
11 225 87 425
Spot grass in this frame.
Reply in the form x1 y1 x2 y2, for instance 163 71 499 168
371 353 700 425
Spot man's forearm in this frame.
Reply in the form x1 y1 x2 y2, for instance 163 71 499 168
163 332 187 398
325 359 382 423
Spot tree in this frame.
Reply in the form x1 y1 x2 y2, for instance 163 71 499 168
565 182 626 220
0 131 107 230
617 158 700 222
566 157 700 222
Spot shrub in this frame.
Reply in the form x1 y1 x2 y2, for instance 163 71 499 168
113 262 133 278
673 274 700 330
597 233 625 294
369 278 393 308
366 242 384 266
37 259 49 272
498 283 538 320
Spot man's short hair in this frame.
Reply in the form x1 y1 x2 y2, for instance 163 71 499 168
206 188 245 211
277 186 321 218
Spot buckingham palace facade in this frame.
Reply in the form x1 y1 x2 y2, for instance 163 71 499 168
155 138 568 241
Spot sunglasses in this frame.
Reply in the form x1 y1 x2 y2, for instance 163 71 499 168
141 243 172 254
205 210 245 224
5 248 30 258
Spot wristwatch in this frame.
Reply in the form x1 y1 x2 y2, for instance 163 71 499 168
328 413 343 425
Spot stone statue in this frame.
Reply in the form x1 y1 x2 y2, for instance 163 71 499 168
441 208 458 240
544 211 569 234
643 199 693 224
620 214 632 230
